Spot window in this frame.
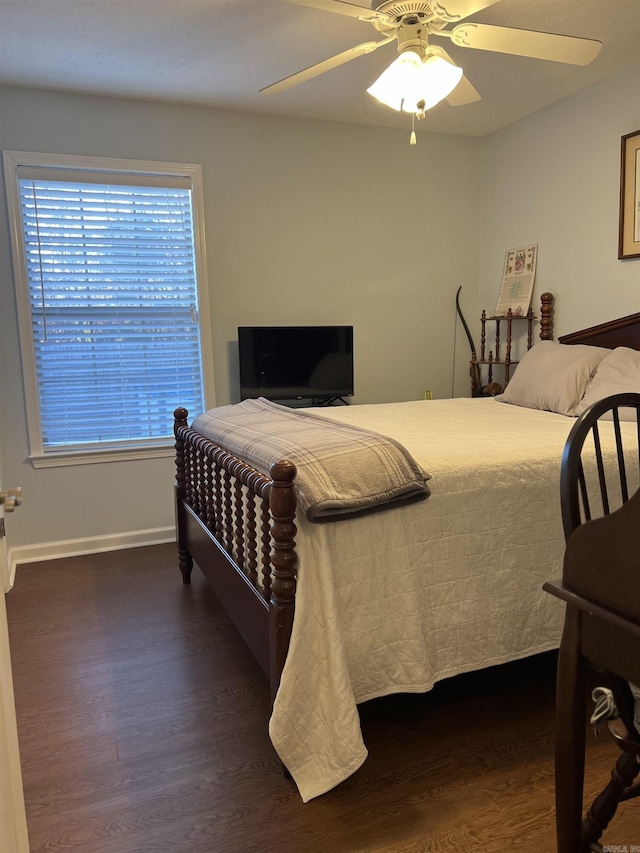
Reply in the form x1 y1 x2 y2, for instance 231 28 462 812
3 152 214 467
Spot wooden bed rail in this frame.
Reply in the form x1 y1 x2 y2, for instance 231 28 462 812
173 407 298 696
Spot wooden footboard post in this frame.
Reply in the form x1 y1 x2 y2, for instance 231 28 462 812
268 460 298 706
174 407 193 584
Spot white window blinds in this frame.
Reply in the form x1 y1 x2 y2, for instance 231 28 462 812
16 172 205 449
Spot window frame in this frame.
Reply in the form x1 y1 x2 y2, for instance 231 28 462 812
3 150 215 468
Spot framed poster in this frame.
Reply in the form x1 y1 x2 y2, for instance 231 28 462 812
619 129 640 259
494 244 537 317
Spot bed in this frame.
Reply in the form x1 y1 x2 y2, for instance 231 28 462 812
173 301 640 802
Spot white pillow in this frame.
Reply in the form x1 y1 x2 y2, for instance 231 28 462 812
495 340 610 416
575 347 640 420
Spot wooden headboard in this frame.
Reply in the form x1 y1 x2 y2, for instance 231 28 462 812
559 312 640 351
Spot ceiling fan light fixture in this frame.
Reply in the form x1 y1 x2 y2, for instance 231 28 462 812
367 52 463 113
367 50 422 112
419 54 464 109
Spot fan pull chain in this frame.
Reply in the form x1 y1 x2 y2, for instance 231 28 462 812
409 100 426 146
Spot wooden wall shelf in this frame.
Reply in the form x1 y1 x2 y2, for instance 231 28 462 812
470 293 554 396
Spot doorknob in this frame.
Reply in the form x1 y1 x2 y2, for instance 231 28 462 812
0 487 22 513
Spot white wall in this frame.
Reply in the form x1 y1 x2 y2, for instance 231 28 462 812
0 86 480 552
2 66 637 555
480 64 640 339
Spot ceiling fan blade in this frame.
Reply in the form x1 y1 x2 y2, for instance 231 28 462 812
429 46 481 104
260 38 393 95
432 0 502 23
449 23 602 65
280 0 387 24
446 73 481 105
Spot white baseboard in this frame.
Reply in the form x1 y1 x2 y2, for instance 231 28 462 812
8 527 175 584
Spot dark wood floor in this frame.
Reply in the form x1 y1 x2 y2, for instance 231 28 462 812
6 544 638 853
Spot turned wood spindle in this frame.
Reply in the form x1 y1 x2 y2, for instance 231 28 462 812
174 407 189 502
223 462 234 556
173 407 193 584
260 496 272 600
581 747 639 846
526 306 534 350
540 292 554 340
234 474 245 569
269 460 297 609
246 486 258 585
214 460 224 541
196 442 207 522
205 455 215 532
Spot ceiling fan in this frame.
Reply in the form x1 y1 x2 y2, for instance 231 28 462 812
261 0 602 117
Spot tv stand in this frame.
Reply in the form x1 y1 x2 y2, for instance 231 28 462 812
259 396 351 409
311 396 350 407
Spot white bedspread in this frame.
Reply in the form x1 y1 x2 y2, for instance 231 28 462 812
265 398 631 801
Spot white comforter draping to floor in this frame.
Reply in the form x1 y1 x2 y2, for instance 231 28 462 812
266 398 632 801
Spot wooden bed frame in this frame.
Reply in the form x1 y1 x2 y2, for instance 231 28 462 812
173 302 640 706
173 430 296 705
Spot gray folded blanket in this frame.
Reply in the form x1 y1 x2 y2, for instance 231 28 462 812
192 398 430 522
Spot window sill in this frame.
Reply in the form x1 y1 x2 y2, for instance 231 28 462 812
30 443 175 468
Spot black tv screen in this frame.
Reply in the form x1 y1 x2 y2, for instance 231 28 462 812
238 326 354 402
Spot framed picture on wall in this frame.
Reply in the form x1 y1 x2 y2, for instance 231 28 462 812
618 129 640 260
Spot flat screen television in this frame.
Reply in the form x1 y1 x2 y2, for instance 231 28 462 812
238 325 354 403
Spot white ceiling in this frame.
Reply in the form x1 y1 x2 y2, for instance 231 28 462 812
0 0 638 137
